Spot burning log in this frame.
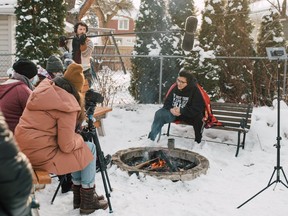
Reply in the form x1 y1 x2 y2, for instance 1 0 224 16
155 150 179 172
135 157 160 169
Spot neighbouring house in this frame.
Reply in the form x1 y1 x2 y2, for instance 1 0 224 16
93 15 136 71
0 0 16 77
107 15 136 46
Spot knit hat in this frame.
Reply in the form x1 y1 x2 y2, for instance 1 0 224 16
12 59 38 79
63 63 84 92
37 65 52 79
46 55 64 73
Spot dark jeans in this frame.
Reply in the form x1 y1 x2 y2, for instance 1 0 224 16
148 108 204 143
179 114 204 143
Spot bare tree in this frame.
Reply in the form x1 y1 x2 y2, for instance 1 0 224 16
267 0 287 17
65 0 77 23
65 0 134 43
65 0 134 24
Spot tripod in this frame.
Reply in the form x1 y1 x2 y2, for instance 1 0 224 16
83 112 113 212
237 57 288 208
50 111 113 212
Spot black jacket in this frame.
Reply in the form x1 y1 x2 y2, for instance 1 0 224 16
72 36 81 64
163 81 205 120
0 112 33 216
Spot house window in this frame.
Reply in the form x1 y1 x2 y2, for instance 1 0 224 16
116 38 122 45
118 19 129 30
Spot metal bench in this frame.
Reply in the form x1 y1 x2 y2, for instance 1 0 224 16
166 102 253 157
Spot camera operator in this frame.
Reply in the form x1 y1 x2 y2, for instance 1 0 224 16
0 111 33 216
59 21 94 91
14 63 108 215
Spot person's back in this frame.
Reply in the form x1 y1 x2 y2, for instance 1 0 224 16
0 59 37 133
0 112 33 216
15 63 108 214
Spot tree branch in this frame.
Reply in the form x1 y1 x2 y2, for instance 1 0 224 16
78 0 95 21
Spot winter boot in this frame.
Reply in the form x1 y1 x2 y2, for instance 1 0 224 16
72 184 81 209
80 187 108 215
96 192 105 201
73 185 104 209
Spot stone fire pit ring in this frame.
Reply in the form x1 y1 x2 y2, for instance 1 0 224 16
112 147 209 181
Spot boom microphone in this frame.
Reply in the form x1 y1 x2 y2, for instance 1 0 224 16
181 16 198 52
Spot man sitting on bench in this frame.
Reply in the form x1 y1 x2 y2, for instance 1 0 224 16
148 69 205 145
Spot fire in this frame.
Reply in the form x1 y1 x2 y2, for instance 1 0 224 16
151 159 166 169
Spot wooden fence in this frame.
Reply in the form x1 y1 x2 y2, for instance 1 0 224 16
92 45 133 71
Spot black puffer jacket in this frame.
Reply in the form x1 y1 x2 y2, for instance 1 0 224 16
0 112 33 216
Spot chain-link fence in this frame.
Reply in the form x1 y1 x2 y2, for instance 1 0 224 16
91 53 288 107
2 52 288 106
90 53 185 106
0 53 15 77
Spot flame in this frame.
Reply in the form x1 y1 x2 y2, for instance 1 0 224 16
151 159 166 169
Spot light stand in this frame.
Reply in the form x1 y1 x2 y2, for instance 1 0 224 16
237 47 288 208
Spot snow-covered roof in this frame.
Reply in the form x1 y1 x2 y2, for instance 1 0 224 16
0 0 16 15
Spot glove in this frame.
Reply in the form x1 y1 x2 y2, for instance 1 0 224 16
59 35 67 47
79 34 87 45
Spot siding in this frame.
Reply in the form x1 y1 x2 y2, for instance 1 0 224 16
0 15 15 77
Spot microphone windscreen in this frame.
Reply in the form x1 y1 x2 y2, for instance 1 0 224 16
181 16 198 52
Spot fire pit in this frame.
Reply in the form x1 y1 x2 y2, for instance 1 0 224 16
112 147 209 181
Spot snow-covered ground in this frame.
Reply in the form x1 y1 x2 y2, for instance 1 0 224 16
36 101 288 216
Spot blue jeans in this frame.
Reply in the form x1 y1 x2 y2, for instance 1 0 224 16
148 108 204 143
148 108 176 141
71 141 96 188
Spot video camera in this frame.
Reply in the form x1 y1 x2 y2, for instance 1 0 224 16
85 89 104 116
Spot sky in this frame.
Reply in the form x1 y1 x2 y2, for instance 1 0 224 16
35 100 288 216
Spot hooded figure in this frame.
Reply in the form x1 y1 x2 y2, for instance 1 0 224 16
148 69 205 144
14 63 108 214
0 112 33 216
14 63 91 174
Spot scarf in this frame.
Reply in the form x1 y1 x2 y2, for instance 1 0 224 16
12 72 35 90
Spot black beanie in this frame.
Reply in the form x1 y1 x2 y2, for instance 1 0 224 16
46 55 64 73
12 58 38 79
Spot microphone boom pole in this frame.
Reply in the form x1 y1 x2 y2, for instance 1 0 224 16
64 30 185 40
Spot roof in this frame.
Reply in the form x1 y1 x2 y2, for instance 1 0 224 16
0 0 16 15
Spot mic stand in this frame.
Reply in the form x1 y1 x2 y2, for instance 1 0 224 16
237 58 288 208
86 113 113 213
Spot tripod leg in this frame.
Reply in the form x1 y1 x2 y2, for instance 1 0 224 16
100 152 112 192
92 129 113 213
51 176 65 204
279 168 288 187
267 168 276 186
98 161 113 213
237 180 276 208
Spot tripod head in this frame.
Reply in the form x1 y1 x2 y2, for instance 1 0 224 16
80 89 105 139
85 89 104 129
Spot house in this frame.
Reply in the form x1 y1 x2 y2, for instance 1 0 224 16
0 0 16 77
106 15 136 46
93 15 136 70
